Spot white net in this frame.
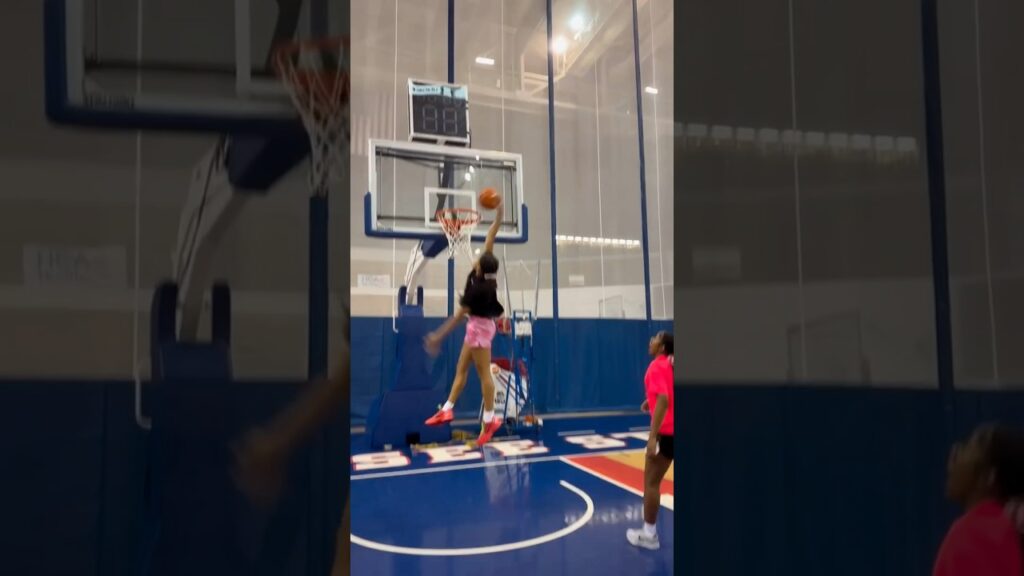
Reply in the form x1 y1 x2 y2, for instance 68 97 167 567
274 37 350 196
437 208 480 264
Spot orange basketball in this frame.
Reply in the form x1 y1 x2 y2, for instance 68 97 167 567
479 188 501 210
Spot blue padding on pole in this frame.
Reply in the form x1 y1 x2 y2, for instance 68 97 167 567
631 0 653 322
149 281 233 382
397 286 425 317
308 195 329 380
391 317 434 392
422 238 448 259
211 282 231 343
365 315 451 449
227 128 309 191
918 0 956 440
545 0 562 406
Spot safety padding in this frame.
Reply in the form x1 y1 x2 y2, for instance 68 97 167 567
367 388 452 449
150 281 232 382
366 295 451 449
140 281 249 576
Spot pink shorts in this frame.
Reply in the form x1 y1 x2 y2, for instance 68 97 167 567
464 316 497 348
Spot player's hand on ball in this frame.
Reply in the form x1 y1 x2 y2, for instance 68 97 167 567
646 436 658 458
640 399 649 413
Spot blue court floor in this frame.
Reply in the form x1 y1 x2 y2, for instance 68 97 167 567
351 415 674 576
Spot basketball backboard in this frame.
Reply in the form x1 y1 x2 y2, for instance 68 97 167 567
44 0 345 132
365 139 528 244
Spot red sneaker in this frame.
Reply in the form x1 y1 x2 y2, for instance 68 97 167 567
476 418 503 446
425 408 454 426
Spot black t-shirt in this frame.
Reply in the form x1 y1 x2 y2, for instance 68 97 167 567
460 271 505 318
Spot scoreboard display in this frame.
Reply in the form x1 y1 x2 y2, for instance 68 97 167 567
408 79 470 145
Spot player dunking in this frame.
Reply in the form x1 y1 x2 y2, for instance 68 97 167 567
423 198 506 446
627 331 674 550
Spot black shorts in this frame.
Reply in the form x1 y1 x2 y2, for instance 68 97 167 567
656 434 674 461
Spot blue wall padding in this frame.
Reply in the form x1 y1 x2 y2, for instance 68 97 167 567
367 389 452 449
0 381 105 576
211 283 231 343
5 379 1024 575
676 386 975 576
155 345 232 381
144 378 248 574
0 380 342 576
351 317 392 423
538 319 673 412
137 280 346 576
351 317 673 421
227 129 309 191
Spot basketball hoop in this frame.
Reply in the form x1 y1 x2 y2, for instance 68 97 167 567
436 208 480 262
274 37 350 196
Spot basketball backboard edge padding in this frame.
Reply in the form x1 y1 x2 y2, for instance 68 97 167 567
363 193 530 245
42 0 302 134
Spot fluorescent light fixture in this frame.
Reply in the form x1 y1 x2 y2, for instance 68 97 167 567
644 86 659 95
552 36 569 54
555 235 643 247
570 13 586 32
475 56 495 66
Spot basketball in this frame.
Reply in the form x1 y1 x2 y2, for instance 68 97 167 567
479 188 501 210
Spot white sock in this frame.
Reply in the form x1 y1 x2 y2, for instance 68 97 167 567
442 401 454 411
483 410 495 423
643 523 657 537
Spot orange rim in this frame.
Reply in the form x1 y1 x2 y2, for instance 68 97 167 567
273 36 350 99
272 36 350 61
435 208 481 230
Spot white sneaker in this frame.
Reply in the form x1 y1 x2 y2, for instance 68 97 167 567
626 528 660 550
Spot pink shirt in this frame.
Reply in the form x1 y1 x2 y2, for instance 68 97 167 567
644 354 674 437
933 500 1022 576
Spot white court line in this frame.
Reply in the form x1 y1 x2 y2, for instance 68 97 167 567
351 447 642 481
557 429 596 437
559 456 674 512
350 480 594 556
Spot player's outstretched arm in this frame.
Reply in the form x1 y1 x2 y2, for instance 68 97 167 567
234 337 350 507
483 198 503 255
425 306 469 356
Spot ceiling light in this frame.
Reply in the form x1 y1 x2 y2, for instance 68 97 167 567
569 14 586 32
645 86 659 95
475 56 495 66
552 36 569 54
